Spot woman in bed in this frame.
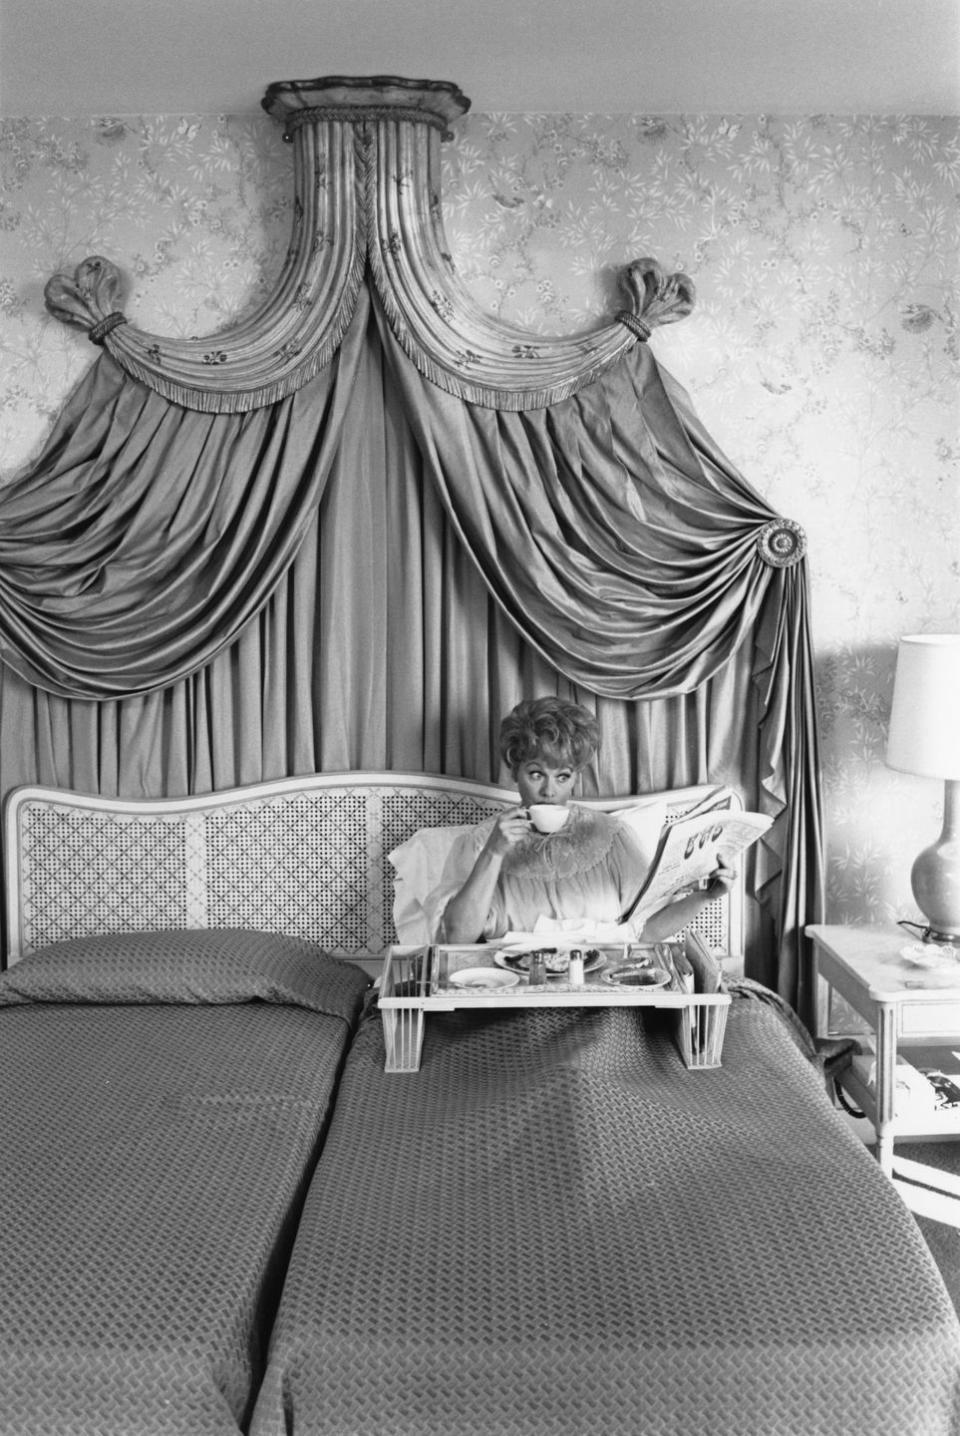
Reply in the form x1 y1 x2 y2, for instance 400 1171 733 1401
440 696 733 944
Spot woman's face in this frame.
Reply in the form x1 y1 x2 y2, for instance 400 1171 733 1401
514 755 580 808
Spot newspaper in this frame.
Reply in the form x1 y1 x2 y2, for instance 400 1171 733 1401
623 805 772 928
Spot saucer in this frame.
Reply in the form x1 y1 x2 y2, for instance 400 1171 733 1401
900 942 958 969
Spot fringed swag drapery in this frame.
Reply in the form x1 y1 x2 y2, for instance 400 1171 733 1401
0 77 823 1016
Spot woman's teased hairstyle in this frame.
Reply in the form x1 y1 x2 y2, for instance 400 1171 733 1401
499 697 600 774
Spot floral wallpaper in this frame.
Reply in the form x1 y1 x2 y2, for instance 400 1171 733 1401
1 109 958 931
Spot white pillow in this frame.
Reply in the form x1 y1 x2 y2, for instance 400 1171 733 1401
388 824 477 945
611 798 668 869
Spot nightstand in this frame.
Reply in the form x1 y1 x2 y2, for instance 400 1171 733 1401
808 924 960 1175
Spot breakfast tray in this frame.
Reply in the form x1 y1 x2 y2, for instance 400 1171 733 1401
378 936 730 1074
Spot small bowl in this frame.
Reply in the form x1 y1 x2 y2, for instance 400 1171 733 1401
449 967 520 990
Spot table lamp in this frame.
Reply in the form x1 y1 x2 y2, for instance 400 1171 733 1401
886 633 960 943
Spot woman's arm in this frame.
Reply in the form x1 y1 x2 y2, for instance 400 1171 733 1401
637 856 737 943
440 807 531 944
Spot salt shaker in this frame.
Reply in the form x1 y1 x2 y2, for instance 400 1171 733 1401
568 948 585 987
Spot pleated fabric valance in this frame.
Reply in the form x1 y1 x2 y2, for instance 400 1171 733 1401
42 77 692 415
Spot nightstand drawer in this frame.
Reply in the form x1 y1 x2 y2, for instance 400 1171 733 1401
900 1002 960 1038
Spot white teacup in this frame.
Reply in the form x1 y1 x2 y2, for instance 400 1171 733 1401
528 803 570 834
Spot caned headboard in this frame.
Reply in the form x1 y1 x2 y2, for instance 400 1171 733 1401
3 773 743 974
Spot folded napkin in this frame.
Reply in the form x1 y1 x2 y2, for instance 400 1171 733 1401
501 917 637 948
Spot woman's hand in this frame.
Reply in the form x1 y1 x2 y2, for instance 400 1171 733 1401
704 854 737 896
484 805 534 857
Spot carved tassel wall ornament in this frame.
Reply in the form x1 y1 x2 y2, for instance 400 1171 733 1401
43 75 695 414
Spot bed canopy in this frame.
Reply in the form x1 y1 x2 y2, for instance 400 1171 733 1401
0 76 823 1014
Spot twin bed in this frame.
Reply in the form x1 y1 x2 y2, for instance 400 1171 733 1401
2 772 959 1435
0 929 368 1435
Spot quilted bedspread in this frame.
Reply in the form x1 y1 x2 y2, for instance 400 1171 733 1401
0 930 370 1436
251 990 960 1436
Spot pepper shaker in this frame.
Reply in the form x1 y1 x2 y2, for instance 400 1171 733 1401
528 949 547 986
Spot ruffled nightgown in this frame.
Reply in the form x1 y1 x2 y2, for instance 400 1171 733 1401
435 803 647 941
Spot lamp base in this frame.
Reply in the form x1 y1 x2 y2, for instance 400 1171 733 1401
916 924 960 947
911 778 960 945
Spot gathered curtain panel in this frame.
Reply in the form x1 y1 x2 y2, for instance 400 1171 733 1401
0 281 823 1015
0 310 368 698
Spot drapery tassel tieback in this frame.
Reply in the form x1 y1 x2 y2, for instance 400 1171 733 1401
88 312 128 345
44 255 128 343
615 258 695 342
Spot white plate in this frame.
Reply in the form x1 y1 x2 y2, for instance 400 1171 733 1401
449 967 520 990
601 965 672 990
495 948 606 977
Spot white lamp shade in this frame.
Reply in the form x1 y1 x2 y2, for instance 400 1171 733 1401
886 634 960 780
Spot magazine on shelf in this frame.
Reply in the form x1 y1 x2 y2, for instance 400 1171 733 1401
850 1052 940 1117
851 1044 960 1116
903 1045 960 1111
670 944 695 993
622 799 773 930
683 930 724 994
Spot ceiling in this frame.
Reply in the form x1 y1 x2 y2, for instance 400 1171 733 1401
1 0 958 118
